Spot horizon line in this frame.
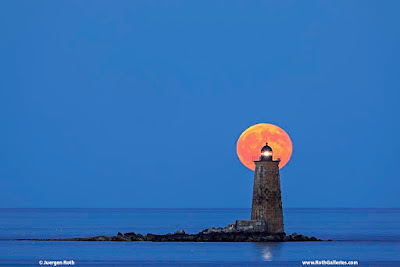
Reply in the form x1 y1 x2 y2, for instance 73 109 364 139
0 207 399 211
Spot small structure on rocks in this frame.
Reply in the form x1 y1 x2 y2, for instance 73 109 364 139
235 220 266 232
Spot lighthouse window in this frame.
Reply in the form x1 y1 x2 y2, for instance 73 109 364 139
259 210 263 220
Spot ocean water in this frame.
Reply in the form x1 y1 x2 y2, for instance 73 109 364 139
0 209 399 266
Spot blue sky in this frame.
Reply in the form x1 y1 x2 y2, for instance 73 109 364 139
0 1 399 208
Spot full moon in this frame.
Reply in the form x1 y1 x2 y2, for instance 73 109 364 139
236 123 293 170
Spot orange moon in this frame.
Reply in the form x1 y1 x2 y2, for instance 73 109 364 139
236 123 293 170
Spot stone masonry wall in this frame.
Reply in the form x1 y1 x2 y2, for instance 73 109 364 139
251 161 284 234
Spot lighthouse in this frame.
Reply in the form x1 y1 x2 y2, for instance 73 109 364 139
250 142 284 234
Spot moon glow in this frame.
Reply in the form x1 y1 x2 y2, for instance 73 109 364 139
236 123 293 171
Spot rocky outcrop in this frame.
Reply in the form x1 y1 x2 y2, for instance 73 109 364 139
61 232 321 242
55 231 319 242
44 223 321 242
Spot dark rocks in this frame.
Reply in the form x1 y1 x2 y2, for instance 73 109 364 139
123 232 136 237
49 231 321 242
44 223 322 242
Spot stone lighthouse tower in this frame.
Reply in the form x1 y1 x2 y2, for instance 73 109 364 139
251 142 284 234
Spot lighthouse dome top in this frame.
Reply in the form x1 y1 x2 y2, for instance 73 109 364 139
261 142 272 152
260 142 273 161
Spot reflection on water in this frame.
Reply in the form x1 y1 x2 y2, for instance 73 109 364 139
253 242 282 261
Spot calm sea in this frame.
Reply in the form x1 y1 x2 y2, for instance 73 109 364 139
0 209 399 266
